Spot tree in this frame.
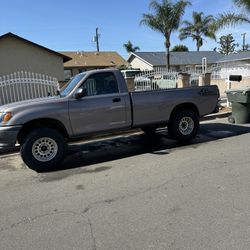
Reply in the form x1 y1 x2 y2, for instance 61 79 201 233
233 0 250 12
123 41 140 53
140 0 191 70
171 44 189 51
215 12 250 29
218 34 238 55
179 12 216 51
244 44 250 51
238 43 250 51
214 0 250 30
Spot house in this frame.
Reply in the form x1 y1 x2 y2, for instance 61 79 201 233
209 51 250 96
215 51 250 78
218 51 250 65
61 51 128 80
0 32 71 81
128 51 223 72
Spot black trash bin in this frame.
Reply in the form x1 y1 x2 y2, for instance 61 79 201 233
226 88 250 124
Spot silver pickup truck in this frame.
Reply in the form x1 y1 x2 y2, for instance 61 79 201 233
0 69 219 171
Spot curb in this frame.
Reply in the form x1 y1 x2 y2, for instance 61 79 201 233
201 111 232 121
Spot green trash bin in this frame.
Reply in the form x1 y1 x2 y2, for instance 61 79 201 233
226 88 250 124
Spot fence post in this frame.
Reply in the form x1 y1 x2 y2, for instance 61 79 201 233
226 76 231 108
199 73 212 86
177 73 190 88
125 77 135 92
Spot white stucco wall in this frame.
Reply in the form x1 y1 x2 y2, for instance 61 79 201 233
217 60 250 79
129 57 153 70
0 36 65 81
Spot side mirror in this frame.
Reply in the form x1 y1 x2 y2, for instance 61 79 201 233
75 88 87 99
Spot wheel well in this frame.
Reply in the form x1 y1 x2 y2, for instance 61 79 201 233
170 103 199 121
17 118 69 144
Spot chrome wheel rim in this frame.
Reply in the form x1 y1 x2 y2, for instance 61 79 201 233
179 117 194 135
32 137 58 162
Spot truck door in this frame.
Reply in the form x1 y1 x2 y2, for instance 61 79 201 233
68 72 129 136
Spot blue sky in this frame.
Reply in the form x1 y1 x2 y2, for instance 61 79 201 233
0 0 248 58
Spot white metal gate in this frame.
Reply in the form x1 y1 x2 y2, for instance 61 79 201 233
134 68 178 91
189 72 200 86
0 71 59 105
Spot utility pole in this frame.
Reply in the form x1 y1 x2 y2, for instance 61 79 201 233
242 33 246 51
95 27 100 52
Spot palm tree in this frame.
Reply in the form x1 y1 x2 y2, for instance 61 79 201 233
233 0 250 11
179 12 216 51
123 41 140 53
140 0 191 70
215 12 250 29
214 0 250 30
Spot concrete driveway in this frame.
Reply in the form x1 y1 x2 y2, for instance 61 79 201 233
1 118 250 250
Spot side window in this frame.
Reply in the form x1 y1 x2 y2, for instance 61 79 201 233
82 72 119 96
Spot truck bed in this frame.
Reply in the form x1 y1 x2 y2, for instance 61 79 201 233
130 85 219 127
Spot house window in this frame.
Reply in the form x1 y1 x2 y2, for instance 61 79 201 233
185 66 191 72
64 69 73 80
195 65 203 73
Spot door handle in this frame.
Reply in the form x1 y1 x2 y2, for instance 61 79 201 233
113 97 121 103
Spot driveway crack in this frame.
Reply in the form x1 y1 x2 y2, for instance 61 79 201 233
88 218 97 250
0 210 86 234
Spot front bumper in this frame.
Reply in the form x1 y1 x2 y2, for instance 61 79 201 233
0 125 22 148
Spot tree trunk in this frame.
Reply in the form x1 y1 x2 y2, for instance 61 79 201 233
196 39 200 51
166 47 170 70
165 38 170 70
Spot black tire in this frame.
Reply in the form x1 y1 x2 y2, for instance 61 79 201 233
228 115 235 124
20 128 67 172
168 109 199 142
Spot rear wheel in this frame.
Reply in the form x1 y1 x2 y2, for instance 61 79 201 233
20 128 67 172
168 109 199 142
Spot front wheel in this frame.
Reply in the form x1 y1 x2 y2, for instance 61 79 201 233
168 109 199 143
20 128 67 172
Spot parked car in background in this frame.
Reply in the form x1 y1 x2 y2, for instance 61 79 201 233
121 69 142 78
121 69 151 91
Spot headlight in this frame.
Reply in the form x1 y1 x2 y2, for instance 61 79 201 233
0 112 12 123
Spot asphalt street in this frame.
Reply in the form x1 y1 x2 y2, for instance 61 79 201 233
1 118 250 250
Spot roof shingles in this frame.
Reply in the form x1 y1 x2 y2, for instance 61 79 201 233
62 51 127 68
130 51 224 66
217 51 250 63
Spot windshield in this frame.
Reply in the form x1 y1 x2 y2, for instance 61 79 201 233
60 73 86 97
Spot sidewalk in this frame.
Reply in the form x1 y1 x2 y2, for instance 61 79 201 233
201 106 231 121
